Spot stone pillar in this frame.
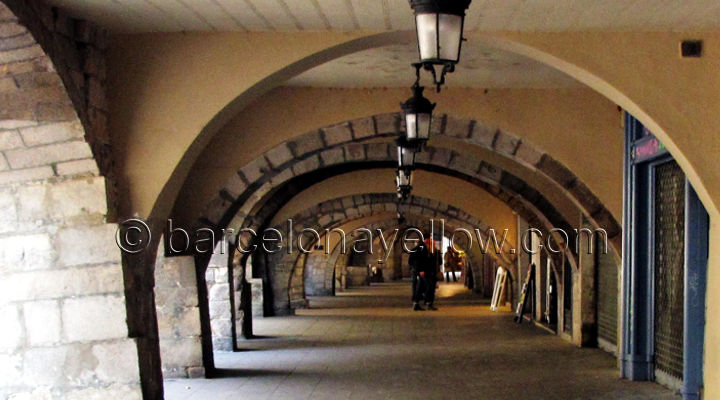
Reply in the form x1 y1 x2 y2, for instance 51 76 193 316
233 250 253 341
0 175 143 399
154 251 204 378
573 218 598 347
304 251 333 296
206 247 232 351
517 216 530 305
531 232 544 321
0 2 154 397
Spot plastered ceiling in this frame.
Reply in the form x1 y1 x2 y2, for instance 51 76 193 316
286 42 580 88
49 0 720 33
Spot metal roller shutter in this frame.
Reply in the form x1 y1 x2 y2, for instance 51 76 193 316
653 160 685 380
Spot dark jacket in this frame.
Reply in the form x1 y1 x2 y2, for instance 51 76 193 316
408 243 427 274
408 244 439 278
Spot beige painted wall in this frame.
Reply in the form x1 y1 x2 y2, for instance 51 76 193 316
172 86 616 228
107 30 720 395
107 31 403 220
272 169 518 242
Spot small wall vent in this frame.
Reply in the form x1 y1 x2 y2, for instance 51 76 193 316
681 40 703 58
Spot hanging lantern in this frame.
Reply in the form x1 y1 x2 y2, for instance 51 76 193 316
397 212 407 225
397 137 419 169
401 85 435 142
409 0 472 90
396 168 413 190
397 186 412 201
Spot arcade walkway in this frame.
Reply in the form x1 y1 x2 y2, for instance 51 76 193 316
165 283 677 400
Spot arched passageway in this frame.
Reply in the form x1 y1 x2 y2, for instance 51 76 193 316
165 282 675 400
3 1 719 399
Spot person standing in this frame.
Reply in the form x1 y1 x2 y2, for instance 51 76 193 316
408 240 429 311
423 237 440 311
444 245 459 282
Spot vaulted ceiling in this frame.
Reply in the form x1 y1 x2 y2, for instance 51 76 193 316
287 42 580 88
49 0 720 34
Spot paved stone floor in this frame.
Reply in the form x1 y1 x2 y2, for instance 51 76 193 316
165 282 678 400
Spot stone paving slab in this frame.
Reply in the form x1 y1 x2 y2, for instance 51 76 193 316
165 282 678 400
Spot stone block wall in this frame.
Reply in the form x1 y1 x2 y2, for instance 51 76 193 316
1 0 117 217
206 249 233 351
0 2 141 397
154 252 204 379
304 251 333 296
288 253 307 309
346 266 370 287
250 278 263 318
0 153 140 398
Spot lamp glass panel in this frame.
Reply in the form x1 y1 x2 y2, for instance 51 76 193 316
417 113 431 140
397 146 415 168
416 13 438 60
397 170 412 186
406 114 418 140
438 14 462 61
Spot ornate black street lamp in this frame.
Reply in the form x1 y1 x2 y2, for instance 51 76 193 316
401 81 435 144
397 137 419 169
409 0 472 91
396 168 413 192
397 186 412 201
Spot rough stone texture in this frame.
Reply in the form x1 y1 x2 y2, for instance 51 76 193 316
515 141 544 168
443 116 472 139
322 122 352 146
0 0 117 216
154 253 204 378
320 147 344 166
468 122 498 148
366 143 389 161
265 143 293 169
223 173 247 198
203 195 232 225
206 247 234 351
430 148 452 166
239 156 270 184
344 143 365 162
350 116 375 139
18 121 83 146
62 295 129 341
450 155 480 176
537 154 577 188
0 13 138 394
288 131 323 157
23 300 61 345
374 113 399 135
0 165 54 184
55 158 99 176
494 132 521 156
0 82 139 400
292 154 320 176
92 340 142 383
57 224 120 266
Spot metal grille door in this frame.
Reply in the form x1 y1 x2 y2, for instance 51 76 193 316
596 245 618 345
653 160 685 380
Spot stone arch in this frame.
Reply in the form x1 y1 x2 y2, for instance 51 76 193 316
0 2 147 399
198 114 620 258
1 0 117 215
475 34 717 216
203 144 581 269
323 215 486 293
253 192 519 314
284 197 514 300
